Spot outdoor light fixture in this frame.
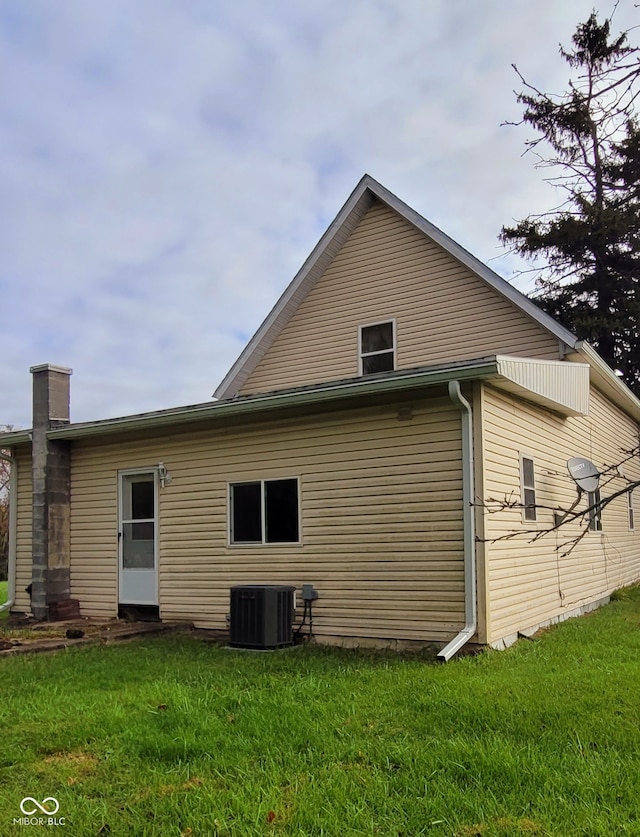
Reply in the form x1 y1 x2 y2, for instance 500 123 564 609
157 462 172 488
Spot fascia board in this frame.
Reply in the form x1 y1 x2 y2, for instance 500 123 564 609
213 176 375 399
31 359 500 442
363 177 579 350
572 341 640 423
0 430 31 446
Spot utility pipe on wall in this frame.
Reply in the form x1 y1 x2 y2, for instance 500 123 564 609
437 380 477 662
0 451 16 614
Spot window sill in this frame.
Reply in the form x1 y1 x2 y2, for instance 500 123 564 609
227 542 303 548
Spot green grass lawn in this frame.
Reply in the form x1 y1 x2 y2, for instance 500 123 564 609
1 590 640 837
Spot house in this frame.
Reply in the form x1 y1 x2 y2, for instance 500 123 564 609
2 175 640 659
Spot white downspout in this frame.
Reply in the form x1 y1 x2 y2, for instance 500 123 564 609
437 380 477 661
0 451 16 613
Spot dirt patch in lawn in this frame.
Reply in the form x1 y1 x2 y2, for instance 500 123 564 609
0 618 193 655
36 750 101 786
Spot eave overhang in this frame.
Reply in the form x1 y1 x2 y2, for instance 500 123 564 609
491 355 590 417
0 355 590 447
569 341 640 424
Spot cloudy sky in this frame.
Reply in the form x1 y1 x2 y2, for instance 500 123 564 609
1 0 637 428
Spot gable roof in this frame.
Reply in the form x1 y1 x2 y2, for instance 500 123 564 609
214 174 580 400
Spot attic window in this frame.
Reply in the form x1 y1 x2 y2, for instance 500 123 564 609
359 321 395 375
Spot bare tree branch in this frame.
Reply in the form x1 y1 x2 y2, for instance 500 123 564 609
476 443 640 558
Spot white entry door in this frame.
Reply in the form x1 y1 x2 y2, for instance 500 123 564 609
118 470 158 606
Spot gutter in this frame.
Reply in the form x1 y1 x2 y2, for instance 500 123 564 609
0 451 16 613
0 358 500 445
437 380 477 661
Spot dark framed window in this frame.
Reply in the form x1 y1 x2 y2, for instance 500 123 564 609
230 478 300 544
629 489 635 531
359 321 395 375
521 456 537 522
588 489 603 532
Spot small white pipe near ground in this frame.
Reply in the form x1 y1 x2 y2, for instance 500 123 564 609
437 381 477 662
0 451 16 613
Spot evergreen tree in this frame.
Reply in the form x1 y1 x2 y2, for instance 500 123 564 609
501 12 640 394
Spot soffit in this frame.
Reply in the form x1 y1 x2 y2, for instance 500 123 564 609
491 356 590 416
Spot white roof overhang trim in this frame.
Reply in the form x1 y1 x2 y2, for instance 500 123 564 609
489 356 590 417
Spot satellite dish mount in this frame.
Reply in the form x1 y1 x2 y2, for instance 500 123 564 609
567 457 601 494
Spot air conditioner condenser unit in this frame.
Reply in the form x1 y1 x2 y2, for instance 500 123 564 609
229 584 296 649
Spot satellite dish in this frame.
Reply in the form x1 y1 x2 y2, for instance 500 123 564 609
567 457 600 493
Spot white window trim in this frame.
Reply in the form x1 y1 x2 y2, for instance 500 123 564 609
629 488 635 531
587 488 603 532
519 453 537 523
358 318 397 376
228 477 302 547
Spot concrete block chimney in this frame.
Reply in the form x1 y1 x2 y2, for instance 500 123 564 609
30 364 73 619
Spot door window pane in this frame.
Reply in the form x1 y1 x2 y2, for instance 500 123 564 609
123 475 154 520
122 522 155 568
131 480 154 520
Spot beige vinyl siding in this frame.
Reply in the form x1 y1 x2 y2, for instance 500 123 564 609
70 394 465 642
240 200 560 395
70 460 119 617
13 445 32 613
482 383 640 643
